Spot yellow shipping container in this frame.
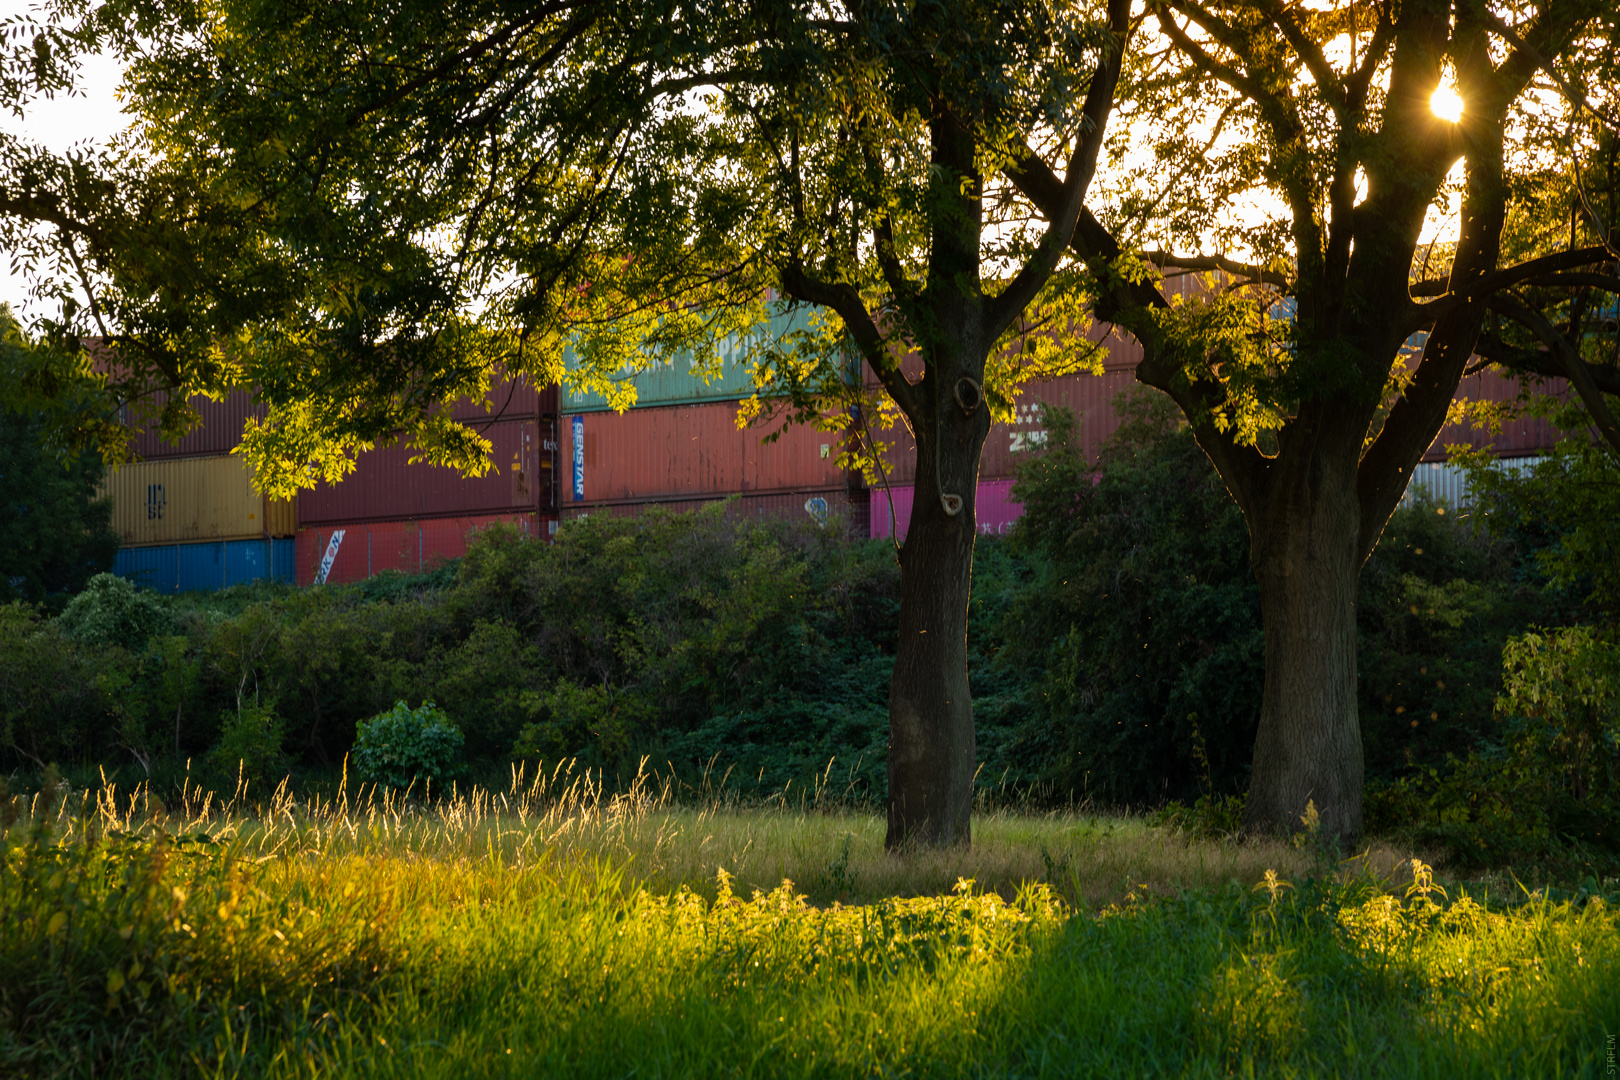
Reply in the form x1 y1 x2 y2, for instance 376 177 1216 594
102 455 297 546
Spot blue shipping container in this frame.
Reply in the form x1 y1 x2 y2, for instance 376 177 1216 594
114 538 295 594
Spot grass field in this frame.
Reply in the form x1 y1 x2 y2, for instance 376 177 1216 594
4 765 1618 1078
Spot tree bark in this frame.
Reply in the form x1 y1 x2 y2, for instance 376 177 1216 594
886 394 986 849
1243 460 1365 841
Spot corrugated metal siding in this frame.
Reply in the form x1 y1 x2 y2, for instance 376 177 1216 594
444 371 555 420
128 375 556 459
102 456 296 545
127 389 265 459
873 364 1142 485
562 403 853 503
297 418 554 526
1421 368 1568 461
1400 456 1544 510
113 538 295 594
295 513 542 585
560 487 868 532
561 308 820 412
869 480 1023 542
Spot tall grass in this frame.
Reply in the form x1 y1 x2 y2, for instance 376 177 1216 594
4 766 1617 1078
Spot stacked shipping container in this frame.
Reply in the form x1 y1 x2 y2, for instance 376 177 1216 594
559 308 871 529
867 329 1570 542
107 375 561 590
104 392 299 593
291 378 560 584
101 317 1573 586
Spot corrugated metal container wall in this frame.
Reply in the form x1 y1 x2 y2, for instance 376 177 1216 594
1422 369 1568 461
862 324 1144 484
294 513 542 585
103 456 296 546
869 480 1023 543
560 488 868 533
113 538 295 594
561 307 820 412
444 371 556 420
562 403 852 504
297 417 554 526
128 389 265 459
1400 456 1544 510
129 373 556 459
872 367 1142 485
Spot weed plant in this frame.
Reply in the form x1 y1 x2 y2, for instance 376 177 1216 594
4 766 1617 1078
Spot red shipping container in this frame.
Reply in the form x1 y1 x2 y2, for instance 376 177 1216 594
295 513 549 585
298 417 557 526
127 389 267 460
443 371 557 421
126 371 556 460
561 402 853 504
1422 367 1569 461
871 366 1141 486
560 486 868 533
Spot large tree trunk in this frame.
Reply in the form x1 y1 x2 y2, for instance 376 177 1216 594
1243 459 1365 842
886 396 986 850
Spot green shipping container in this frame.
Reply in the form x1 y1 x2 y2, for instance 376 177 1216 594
561 307 847 413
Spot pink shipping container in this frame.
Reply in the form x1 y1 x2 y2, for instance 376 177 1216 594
869 480 1024 543
295 513 548 586
562 402 855 504
298 417 557 526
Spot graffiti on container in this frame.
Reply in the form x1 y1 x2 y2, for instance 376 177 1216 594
146 483 165 520
1009 430 1048 453
315 529 346 585
804 497 829 526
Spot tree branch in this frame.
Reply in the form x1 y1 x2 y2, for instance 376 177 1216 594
1490 293 1620 458
779 262 919 421
1145 250 1290 288
985 0 1132 340
1410 244 1610 307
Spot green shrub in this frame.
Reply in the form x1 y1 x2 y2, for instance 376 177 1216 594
210 701 287 787
55 572 171 650
352 700 465 791
1369 625 1620 873
0 601 126 769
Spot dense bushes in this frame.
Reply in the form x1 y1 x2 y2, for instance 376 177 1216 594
0 505 896 796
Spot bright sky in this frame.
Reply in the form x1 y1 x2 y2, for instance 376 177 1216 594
2 49 131 319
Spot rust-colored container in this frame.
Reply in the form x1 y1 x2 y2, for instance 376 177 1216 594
101 455 296 545
298 417 556 526
560 486 868 533
562 402 853 504
126 373 556 459
127 389 267 460
295 513 547 586
870 344 1144 485
444 371 557 421
1422 368 1569 461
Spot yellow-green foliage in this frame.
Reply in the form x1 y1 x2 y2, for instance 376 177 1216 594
3 772 1617 1078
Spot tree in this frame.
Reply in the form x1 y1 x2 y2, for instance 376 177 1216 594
2 0 1135 847
1008 0 1618 838
0 306 119 604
